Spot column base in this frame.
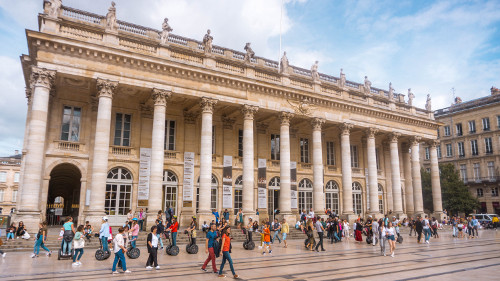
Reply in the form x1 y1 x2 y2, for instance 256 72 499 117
369 213 385 220
394 212 407 221
258 211 270 224
406 212 415 219
243 214 259 227
15 211 42 233
83 210 107 229
341 213 360 225
180 210 195 228
196 212 216 230
281 214 297 226
432 212 447 222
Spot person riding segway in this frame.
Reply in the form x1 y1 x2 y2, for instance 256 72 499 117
243 217 255 250
58 217 75 260
95 216 111 261
185 216 199 254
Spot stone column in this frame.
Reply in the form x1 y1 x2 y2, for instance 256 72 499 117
366 128 379 215
389 133 404 216
242 105 259 221
411 136 424 215
429 140 444 219
279 112 293 218
382 142 393 212
17 67 55 230
85 78 118 225
340 123 354 217
402 143 414 217
312 118 325 214
147 89 171 226
197 97 217 222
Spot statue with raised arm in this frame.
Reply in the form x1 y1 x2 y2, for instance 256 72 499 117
280 51 289 74
339 68 346 88
160 18 173 44
407 88 414 106
388 82 394 99
244 43 255 62
311 61 320 82
425 94 432 111
48 0 62 18
202 29 213 53
364 76 372 94
106 1 117 31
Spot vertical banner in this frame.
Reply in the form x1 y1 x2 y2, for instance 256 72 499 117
365 167 370 208
291 161 298 209
222 156 233 208
137 148 152 206
183 152 195 206
257 158 267 209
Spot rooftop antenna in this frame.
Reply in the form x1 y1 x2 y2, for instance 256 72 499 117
278 0 284 69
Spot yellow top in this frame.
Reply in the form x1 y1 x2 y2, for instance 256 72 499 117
281 222 289 234
492 216 499 223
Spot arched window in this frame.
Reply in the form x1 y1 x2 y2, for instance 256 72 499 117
163 170 178 215
378 184 384 214
105 167 133 216
234 176 243 215
196 174 219 212
352 182 362 215
268 177 280 216
325 180 339 214
299 178 313 212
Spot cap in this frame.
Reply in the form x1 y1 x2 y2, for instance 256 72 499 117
132 218 138 221
102 216 108 221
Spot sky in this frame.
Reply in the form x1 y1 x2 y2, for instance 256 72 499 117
0 0 499 156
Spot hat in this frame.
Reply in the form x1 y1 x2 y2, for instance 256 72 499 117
132 218 138 221
102 216 108 221
248 217 253 220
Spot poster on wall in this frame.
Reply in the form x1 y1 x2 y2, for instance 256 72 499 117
291 161 297 209
365 168 370 209
257 158 267 209
222 155 233 209
137 148 152 206
183 152 195 206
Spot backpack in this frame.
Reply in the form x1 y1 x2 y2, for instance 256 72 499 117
301 214 306 221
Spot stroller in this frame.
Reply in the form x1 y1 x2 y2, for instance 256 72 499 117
242 228 255 250
185 230 199 254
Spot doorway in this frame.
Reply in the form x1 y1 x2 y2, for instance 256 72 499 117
46 163 81 226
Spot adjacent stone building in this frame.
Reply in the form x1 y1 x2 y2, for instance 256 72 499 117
421 87 500 214
16 1 442 228
0 152 21 215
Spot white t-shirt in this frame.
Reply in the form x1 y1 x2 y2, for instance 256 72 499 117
385 227 395 236
308 211 315 218
423 219 430 229
151 233 158 247
113 233 124 253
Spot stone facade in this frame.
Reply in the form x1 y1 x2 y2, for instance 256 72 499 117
0 152 21 215
421 89 500 214
16 2 441 229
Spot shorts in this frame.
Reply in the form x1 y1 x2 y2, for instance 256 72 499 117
387 235 395 241
282 233 287 240
263 242 270 245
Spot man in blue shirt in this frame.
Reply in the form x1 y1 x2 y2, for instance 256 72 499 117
472 216 479 238
201 223 218 273
99 216 110 252
212 210 220 226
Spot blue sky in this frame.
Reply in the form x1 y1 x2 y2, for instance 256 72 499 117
0 0 499 156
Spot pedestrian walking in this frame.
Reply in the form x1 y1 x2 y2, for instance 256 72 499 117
342 220 350 240
156 219 165 249
493 215 499 231
355 219 363 243
0 235 5 257
416 216 423 243
218 226 239 279
372 219 379 246
262 223 272 255
379 223 387 256
201 223 218 273
32 221 52 258
472 216 479 238
431 217 439 238
112 227 131 274
281 219 289 248
423 215 431 244
271 219 281 244
72 225 85 266
146 225 159 269
315 216 325 252
385 222 396 257
451 216 458 237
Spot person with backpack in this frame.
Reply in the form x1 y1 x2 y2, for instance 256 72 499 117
201 223 218 273
32 221 52 258
218 226 238 278
72 225 85 266
62 217 75 256
416 216 423 243
146 225 160 270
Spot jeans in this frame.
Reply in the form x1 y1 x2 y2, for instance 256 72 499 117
417 230 422 242
101 236 109 252
452 226 458 237
272 231 281 243
62 239 72 254
156 234 164 248
138 220 143 231
112 249 127 272
6 233 14 240
315 232 325 251
172 232 177 246
380 237 386 255
409 227 414 236
372 231 379 246
219 251 235 275
131 236 138 248
146 247 158 267
473 226 478 236
202 247 217 272
34 236 50 255
333 231 340 242
424 228 431 241
73 248 83 262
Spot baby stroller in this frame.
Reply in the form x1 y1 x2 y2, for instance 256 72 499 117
185 230 199 254
242 228 255 250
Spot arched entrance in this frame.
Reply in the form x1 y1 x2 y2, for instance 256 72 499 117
46 163 82 225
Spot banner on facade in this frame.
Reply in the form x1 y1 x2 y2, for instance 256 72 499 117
183 152 195 206
257 158 267 209
137 148 152 206
222 155 233 209
365 167 370 209
291 161 297 209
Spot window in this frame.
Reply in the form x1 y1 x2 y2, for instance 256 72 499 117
105 167 133 216
444 126 450 136
238 130 243 157
446 144 452 157
460 164 467 182
0 189 4 202
437 128 440 138
497 115 500 128
456 123 463 136
352 182 362 215
212 126 216 154
163 170 178 215
234 176 243 215
376 148 381 170
60 106 81 141
326 141 335 165
473 163 481 182
298 179 313 212
164 120 176 151
12 190 17 202
268 177 280 216
300 138 310 163
425 147 430 160
14 172 19 183
458 142 465 157
477 188 483 197
469 120 476 133
437 146 442 158
378 184 384 214
485 138 493 154
351 145 359 168
488 162 495 181
196 174 218 212
471 140 478 156
271 134 280 160
493 188 499 197
325 180 339 214
482 117 490 131
0 172 6 182
114 113 131 146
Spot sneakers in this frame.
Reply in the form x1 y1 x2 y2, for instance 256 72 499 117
201 268 208 272
218 274 226 278
72 262 79 266
383 253 386 256
77 261 82 265
234 274 239 279
31 253 36 258
112 271 119 274
2 253 6 258
269 250 272 255
262 252 265 255
391 252 395 257
425 241 429 244
124 270 132 273
156 266 160 269
146 266 153 269
47 251 52 257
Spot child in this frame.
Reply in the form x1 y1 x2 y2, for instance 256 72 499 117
262 223 272 255
73 225 85 266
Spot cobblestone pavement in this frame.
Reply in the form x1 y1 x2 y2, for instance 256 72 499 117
0 230 499 281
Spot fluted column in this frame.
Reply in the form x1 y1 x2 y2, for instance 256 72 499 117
429 140 443 214
87 78 118 222
147 89 171 225
340 123 354 215
312 118 325 213
17 67 55 229
242 105 259 215
366 128 379 215
390 133 404 215
198 97 217 215
411 136 424 215
402 143 414 216
279 112 293 215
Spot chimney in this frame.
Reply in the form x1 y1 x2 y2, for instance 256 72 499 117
15 150 19 155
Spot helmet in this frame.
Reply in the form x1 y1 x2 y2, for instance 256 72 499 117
132 218 138 221
102 216 108 221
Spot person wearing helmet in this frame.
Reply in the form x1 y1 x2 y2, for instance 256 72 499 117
129 218 139 248
100 217 110 253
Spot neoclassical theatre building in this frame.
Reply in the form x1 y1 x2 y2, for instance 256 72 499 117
17 1 443 228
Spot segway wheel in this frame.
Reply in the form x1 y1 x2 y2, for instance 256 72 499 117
366 238 372 244
169 245 179 256
165 245 172 255
95 249 106 261
190 244 198 254
104 250 111 260
127 248 140 259
243 242 248 250
247 241 255 250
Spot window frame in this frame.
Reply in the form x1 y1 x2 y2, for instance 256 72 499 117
460 164 467 182
446 143 452 157
238 129 243 158
105 167 133 216
471 140 478 156
60 105 82 142
458 142 465 157
485 137 493 154
444 126 450 136
113 113 132 147
270 134 280 160
482 117 490 131
326 141 335 166
473 163 481 182
0 172 6 182
298 178 313 212
300 138 310 163
469 120 476 134
456 123 463 136
164 119 176 151
351 145 359 168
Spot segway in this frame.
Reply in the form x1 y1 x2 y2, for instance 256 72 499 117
95 237 111 261
165 232 179 256
57 239 75 260
242 229 255 250
185 230 199 254
126 237 141 259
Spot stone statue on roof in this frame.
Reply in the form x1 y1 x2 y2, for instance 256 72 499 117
280 51 289 74
425 94 432 111
311 61 320 82
388 82 394 99
160 18 173 44
339 68 346 88
364 76 371 94
106 1 117 31
202 29 213 53
244 43 255 62
407 88 414 106
48 0 62 18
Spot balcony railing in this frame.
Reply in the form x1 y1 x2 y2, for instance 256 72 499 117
56 140 81 152
111 146 132 156
164 150 179 160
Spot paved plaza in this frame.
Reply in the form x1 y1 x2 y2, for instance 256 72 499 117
0 230 499 281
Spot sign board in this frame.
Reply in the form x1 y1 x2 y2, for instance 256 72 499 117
257 159 267 209
222 156 233 208
183 152 195 203
291 161 297 209
137 148 152 206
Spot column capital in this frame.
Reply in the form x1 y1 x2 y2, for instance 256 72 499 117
389 132 401 142
340 122 353 135
25 87 32 104
410 136 422 146
96 78 118 99
30 66 56 89
183 110 198 124
311 118 325 131
200 97 218 113
241 104 259 120
279 111 294 126
401 142 411 152
427 139 440 148
365 127 379 138
221 114 236 129
151 88 171 106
